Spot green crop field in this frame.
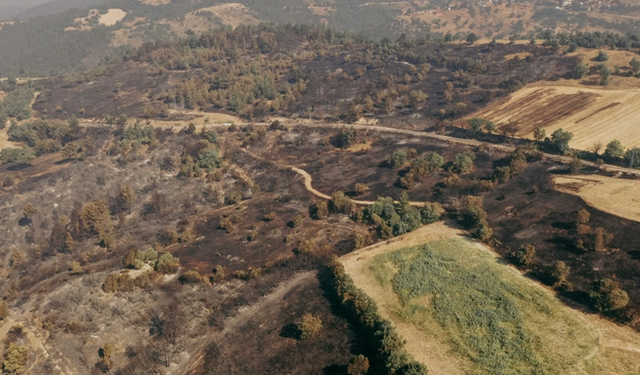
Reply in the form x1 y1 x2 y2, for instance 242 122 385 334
369 236 639 375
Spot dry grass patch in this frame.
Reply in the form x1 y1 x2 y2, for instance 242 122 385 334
553 174 640 223
182 4 259 30
99 9 127 26
342 222 640 375
346 140 372 153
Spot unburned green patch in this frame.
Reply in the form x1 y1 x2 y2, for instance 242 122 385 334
371 236 600 375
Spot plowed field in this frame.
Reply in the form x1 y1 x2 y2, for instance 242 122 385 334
473 85 640 150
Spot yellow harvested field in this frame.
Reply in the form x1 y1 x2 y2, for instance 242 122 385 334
99 9 127 26
473 85 640 150
554 174 640 223
341 221 640 375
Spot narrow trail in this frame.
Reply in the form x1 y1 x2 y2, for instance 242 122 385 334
184 272 315 374
239 148 428 207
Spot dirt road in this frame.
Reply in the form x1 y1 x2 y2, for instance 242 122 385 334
80 120 640 176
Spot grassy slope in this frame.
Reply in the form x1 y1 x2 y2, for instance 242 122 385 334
368 235 640 375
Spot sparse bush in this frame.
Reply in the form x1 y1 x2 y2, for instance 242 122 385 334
589 278 629 313
515 244 535 266
420 202 444 224
3 343 28 373
263 211 276 221
348 355 370 375
330 191 356 215
180 270 206 284
69 261 84 275
572 62 588 79
354 183 369 196
595 50 609 62
334 127 357 148
533 127 546 142
576 209 590 227
352 233 372 250
550 261 571 288
156 253 180 274
211 265 226 283
297 313 323 339
569 157 582 174
388 150 407 168
219 218 236 234
452 151 476 174
289 214 304 228
3 175 15 187
312 200 329 219
295 240 316 254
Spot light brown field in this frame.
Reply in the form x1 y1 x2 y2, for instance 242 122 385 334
341 221 640 375
553 174 640 223
99 9 127 26
473 84 640 150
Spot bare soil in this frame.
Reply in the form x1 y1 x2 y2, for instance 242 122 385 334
553 174 640 223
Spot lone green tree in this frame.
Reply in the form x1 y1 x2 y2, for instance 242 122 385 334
550 129 573 155
572 62 588 79
466 32 478 44
604 139 625 160
533 127 546 142
598 64 611 86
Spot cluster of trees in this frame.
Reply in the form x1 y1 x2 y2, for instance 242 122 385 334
492 147 532 185
1 325 28 374
356 194 444 239
600 139 640 169
540 30 640 51
457 195 493 241
1 116 85 164
103 250 180 293
329 259 428 375
573 209 614 253
397 151 445 190
0 82 35 124
130 24 354 118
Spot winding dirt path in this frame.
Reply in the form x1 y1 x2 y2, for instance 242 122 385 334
239 147 427 206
